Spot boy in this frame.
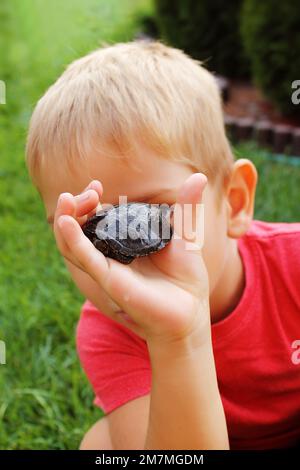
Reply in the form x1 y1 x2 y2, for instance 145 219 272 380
26 41 300 450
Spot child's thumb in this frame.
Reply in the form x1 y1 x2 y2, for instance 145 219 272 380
172 173 207 249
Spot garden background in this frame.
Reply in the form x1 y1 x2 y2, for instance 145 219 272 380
0 0 299 449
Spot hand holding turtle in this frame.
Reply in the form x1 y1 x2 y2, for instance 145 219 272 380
54 174 210 346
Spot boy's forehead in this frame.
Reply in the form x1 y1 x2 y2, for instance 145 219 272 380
40 151 195 222
88 153 193 200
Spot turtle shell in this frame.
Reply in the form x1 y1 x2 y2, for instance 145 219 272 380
81 203 173 264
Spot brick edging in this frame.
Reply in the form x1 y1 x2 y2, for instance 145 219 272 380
224 115 300 157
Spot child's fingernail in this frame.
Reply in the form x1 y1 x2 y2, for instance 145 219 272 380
57 216 66 229
58 192 72 205
78 192 90 202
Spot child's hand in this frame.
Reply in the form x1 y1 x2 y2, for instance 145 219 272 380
54 174 210 347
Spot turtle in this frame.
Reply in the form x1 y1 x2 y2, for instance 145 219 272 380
81 202 173 264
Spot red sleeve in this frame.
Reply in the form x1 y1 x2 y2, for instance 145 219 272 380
249 220 300 305
76 300 151 414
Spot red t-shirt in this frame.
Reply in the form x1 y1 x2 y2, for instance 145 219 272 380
76 220 300 450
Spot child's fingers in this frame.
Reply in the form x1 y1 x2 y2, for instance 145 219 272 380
54 192 76 256
57 214 148 323
173 172 207 246
84 179 103 196
154 173 208 290
85 180 104 216
57 214 111 287
57 213 159 329
74 180 103 224
53 184 104 271
74 189 100 220
57 211 199 333
53 193 91 270
53 193 88 271
54 186 100 246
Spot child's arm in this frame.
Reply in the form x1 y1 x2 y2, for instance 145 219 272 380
145 330 228 449
80 340 227 450
70 261 227 449
54 173 229 449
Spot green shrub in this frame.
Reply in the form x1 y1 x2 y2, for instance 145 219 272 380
154 0 249 78
241 0 300 117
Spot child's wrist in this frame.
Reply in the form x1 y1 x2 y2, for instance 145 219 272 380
147 329 220 406
146 321 213 366
146 298 211 356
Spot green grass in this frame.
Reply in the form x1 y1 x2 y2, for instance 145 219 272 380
234 142 300 222
0 0 300 450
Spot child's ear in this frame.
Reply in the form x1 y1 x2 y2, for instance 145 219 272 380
226 158 258 238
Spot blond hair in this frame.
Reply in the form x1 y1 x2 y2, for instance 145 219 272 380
26 40 233 189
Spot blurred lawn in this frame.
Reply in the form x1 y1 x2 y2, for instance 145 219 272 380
234 142 300 221
0 0 300 450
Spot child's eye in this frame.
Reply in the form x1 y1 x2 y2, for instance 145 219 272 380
147 199 175 206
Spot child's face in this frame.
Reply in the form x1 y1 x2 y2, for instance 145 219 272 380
39 143 230 321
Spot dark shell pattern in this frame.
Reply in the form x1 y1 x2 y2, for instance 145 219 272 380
81 203 173 264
